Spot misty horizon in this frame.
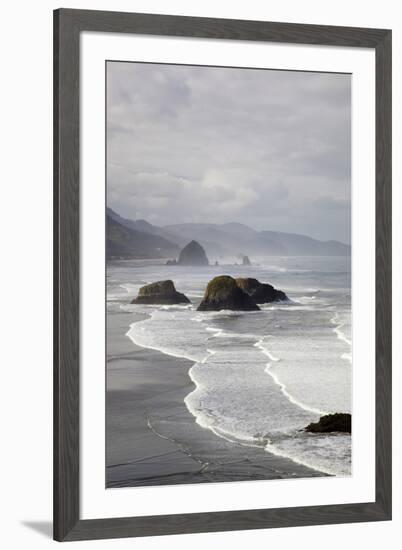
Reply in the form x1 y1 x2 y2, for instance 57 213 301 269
107 206 349 246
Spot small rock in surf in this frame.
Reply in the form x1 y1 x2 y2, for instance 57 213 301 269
304 413 351 434
235 277 288 303
197 275 260 311
131 280 190 305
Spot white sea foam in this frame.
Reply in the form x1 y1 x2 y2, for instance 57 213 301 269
298 295 317 302
260 304 318 312
342 352 352 364
331 312 352 346
265 433 351 477
126 310 209 364
255 339 329 416
110 256 352 477
158 304 193 310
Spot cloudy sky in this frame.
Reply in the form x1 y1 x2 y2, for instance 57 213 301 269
107 62 351 243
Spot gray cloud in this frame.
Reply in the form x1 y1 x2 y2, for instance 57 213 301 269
107 62 351 243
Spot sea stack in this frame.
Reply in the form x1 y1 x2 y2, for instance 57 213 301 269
242 255 251 266
197 276 260 311
131 280 190 305
235 278 288 303
305 413 351 434
177 240 209 266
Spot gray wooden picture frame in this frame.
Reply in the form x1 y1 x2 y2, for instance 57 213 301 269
54 8 392 542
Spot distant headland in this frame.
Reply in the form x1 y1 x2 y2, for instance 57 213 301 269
106 207 351 261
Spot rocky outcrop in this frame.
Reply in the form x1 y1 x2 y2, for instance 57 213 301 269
305 413 351 434
235 278 288 303
242 255 251 266
197 276 260 311
177 240 209 266
131 280 190 305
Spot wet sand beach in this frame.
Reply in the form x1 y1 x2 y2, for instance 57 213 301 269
106 310 324 487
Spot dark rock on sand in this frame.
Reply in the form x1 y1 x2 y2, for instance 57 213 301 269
197 275 260 311
166 259 177 265
131 280 190 305
242 255 251 266
236 277 288 304
305 413 351 434
177 240 209 266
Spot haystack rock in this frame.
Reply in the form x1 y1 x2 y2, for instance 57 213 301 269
235 278 288 304
305 413 351 434
197 276 260 311
177 240 209 266
131 280 190 305
242 255 251 266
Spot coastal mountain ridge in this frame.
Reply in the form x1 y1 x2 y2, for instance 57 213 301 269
107 207 180 244
107 207 350 259
106 214 179 260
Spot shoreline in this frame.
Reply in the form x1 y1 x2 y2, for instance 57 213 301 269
106 309 326 487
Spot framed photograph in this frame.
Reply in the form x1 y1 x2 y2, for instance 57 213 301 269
54 9 392 541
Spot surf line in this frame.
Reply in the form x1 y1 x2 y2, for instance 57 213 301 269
331 312 352 364
331 312 351 346
185 351 274 452
126 313 208 364
254 339 329 416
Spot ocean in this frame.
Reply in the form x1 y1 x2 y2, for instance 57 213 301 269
107 256 351 478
